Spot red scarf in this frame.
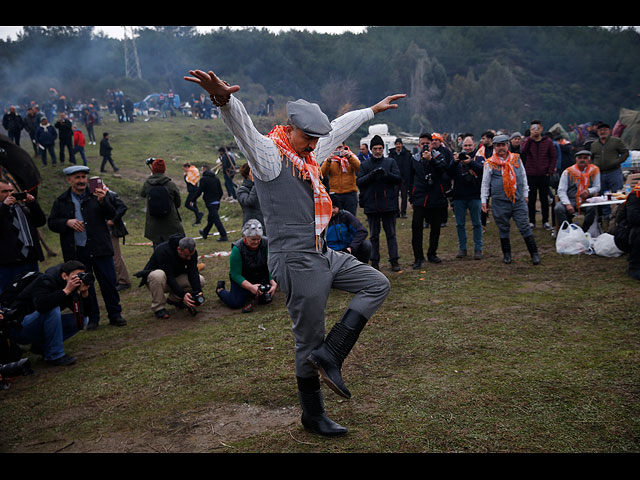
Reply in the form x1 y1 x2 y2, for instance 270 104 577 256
566 163 599 209
486 152 520 203
267 125 333 246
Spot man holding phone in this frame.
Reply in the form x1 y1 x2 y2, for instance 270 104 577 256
0 179 47 293
48 166 127 330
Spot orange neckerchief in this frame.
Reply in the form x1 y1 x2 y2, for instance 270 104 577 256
486 152 520 203
267 125 333 246
566 163 600 209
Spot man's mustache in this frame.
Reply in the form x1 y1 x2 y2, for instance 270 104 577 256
303 147 314 152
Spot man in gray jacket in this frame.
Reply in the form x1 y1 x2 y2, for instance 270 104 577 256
185 68 404 437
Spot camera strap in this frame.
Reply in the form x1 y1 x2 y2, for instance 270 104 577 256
71 294 83 330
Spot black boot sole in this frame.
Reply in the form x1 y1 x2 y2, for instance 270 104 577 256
307 353 351 399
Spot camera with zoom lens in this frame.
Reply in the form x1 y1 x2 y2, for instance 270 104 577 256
258 284 272 302
0 306 21 329
192 291 205 306
458 151 469 162
76 272 95 285
11 192 27 201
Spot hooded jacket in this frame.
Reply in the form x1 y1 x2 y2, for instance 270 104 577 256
140 173 184 243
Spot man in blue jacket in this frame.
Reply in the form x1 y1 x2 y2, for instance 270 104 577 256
326 194 372 264
34 117 57 166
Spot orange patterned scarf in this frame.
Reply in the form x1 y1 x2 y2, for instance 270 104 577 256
486 152 520 203
566 163 600 209
267 125 333 246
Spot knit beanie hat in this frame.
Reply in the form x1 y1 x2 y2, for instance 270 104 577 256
152 158 166 174
370 135 384 148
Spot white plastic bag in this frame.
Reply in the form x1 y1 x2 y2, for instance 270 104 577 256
556 221 591 255
593 233 624 257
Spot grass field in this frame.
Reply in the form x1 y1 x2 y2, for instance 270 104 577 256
1 113 638 453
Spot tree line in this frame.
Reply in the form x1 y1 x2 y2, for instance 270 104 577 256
1 25 639 136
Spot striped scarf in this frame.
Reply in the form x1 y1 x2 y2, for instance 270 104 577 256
486 152 520 203
566 163 600 209
267 125 333 246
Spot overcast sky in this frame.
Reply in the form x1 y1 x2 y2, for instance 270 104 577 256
0 26 368 40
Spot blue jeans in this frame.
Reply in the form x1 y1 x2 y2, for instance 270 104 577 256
12 307 86 361
74 145 87 165
453 198 483 252
600 168 624 218
217 279 251 309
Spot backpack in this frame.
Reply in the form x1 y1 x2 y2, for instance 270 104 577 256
0 270 42 314
147 184 172 217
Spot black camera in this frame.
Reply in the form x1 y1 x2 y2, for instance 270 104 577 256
259 284 272 302
11 192 27 201
1 358 33 384
0 306 21 329
458 151 469 161
192 292 205 306
76 272 95 285
145 157 156 167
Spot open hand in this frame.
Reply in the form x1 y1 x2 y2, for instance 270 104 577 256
184 69 240 103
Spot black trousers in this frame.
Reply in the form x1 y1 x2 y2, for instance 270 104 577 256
366 211 398 265
527 175 551 225
412 205 445 260
74 247 122 323
202 202 227 238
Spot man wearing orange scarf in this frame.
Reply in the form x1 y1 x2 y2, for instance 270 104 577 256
555 150 601 233
481 135 540 265
185 68 405 437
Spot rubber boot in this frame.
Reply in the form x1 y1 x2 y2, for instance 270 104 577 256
500 237 512 264
524 235 541 265
307 309 368 399
297 376 347 436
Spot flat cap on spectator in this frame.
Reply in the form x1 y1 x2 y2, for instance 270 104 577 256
286 99 332 137
493 134 510 144
62 165 90 175
575 150 592 157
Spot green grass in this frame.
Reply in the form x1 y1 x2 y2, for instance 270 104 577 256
1 113 638 453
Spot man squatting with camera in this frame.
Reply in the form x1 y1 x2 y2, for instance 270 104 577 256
185 68 404 436
5 260 93 366
135 233 206 319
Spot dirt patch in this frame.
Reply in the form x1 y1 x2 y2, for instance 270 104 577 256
15 402 300 453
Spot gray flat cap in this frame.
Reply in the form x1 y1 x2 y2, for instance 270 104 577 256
286 99 332 137
62 165 90 175
575 150 592 157
493 134 510 144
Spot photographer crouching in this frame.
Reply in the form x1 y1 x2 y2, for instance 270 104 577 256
0 260 93 367
135 234 206 319
216 219 277 313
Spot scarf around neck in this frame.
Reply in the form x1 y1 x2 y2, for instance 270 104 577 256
486 152 520 203
566 163 599 209
267 125 332 246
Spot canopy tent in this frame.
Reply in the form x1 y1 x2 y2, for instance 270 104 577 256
618 107 640 150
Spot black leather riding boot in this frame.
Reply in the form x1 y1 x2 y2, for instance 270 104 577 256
307 309 368 399
297 376 347 436
524 235 541 265
500 237 512 264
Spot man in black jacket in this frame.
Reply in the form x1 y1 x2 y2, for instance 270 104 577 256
136 234 206 319
8 260 92 366
388 138 414 218
356 134 402 271
409 142 450 268
54 113 76 165
47 166 126 330
614 183 640 281
192 164 228 241
2 107 24 146
0 179 46 293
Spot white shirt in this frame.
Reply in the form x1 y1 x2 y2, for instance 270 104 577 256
557 168 601 205
220 95 374 182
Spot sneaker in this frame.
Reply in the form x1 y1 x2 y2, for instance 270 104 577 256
154 309 170 319
46 354 77 366
543 222 552 231
529 222 535 229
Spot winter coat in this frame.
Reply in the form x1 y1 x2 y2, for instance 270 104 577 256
388 146 414 184
140 174 184 244
409 153 450 208
48 187 117 261
356 155 402 214
0 199 46 267
446 155 484 201
54 118 73 140
35 124 57 146
520 136 557 176
2 112 24 134
236 178 265 231
193 169 223 206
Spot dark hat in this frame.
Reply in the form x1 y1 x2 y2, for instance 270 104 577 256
597 122 611 129
286 99 332 137
370 135 384 148
394 138 403 144
62 165 90 175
